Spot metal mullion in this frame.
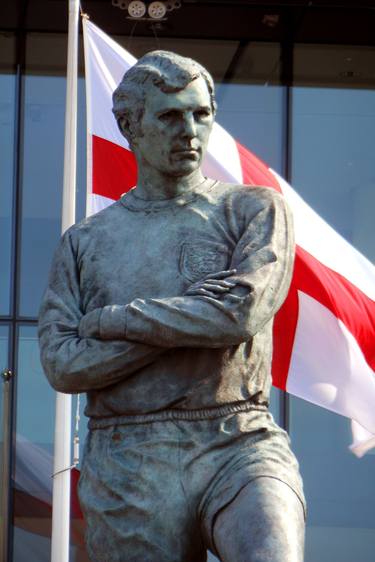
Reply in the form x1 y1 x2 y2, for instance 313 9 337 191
279 17 294 434
1 351 12 562
4 9 27 559
0 318 38 324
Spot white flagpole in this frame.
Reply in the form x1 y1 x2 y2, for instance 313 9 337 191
51 0 79 560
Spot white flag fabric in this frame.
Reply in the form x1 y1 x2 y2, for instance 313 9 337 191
82 19 375 456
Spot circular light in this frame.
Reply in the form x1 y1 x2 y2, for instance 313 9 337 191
148 1 167 19
128 0 147 18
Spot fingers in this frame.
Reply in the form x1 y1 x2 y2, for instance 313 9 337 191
185 281 235 296
204 279 237 290
224 293 243 302
186 288 243 300
186 287 221 299
184 270 239 299
204 269 237 280
198 282 234 294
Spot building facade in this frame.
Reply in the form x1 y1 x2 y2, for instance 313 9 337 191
1 1 375 560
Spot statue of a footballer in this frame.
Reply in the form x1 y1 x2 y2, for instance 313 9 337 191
39 51 305 562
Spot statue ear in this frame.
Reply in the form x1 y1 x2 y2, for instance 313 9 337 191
118 116 129 136
118 116 137 145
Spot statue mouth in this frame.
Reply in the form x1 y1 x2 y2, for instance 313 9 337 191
172 150 199 161
172 147 200 158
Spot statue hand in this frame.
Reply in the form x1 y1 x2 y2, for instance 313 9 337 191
184 269 238 299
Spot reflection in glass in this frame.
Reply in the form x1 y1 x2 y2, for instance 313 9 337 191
12 326 88 561
12 325 54 562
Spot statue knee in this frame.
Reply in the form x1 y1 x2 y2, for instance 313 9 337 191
212 477 305 562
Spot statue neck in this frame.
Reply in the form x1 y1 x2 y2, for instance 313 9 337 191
134 165 206 201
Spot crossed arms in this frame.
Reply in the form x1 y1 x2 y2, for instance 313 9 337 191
38 189 294 393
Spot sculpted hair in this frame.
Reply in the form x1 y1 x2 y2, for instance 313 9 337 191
112 50 216 145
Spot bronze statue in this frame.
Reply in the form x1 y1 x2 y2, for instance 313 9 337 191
39 50 305 562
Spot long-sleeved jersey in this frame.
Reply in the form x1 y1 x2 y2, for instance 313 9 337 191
38 179 294 420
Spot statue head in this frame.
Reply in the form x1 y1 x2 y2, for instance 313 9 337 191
112 50 216 148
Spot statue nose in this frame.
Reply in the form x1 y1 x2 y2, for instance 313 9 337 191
182 113 197 138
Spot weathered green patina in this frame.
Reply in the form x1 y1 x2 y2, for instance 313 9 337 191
39 51 305 562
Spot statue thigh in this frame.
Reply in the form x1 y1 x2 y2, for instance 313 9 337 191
212 476 305 562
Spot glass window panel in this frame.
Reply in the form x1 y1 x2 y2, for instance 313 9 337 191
290 45 375 562
19 72 65 318
13 324 54 560
19 34 86 317
294 44 375 89
290 398 375 562
12 325 88 561
0 34 16 315
291 86 375 261
216 83 284 173
15 326 55 444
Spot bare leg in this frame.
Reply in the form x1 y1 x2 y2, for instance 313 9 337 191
213 477 305 562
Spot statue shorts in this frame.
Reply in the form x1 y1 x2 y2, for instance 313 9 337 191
78 405 305 562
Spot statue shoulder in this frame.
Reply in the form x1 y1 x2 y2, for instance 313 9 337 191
69 198 123 233
212 181 285 209
59 198 125 252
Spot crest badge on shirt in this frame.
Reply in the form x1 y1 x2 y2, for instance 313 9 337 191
179 239 231 282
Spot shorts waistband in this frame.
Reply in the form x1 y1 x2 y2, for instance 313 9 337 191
88 400 268 430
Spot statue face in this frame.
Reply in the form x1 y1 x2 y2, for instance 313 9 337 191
133 76 214 177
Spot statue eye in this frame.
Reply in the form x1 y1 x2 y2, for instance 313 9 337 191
159 110 180 122
194 108 211 119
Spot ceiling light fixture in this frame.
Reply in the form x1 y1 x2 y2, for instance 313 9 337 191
112 0 182 20
148 1 167 19
128 0 147 18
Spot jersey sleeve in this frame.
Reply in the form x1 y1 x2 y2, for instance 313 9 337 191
38 229 165 393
